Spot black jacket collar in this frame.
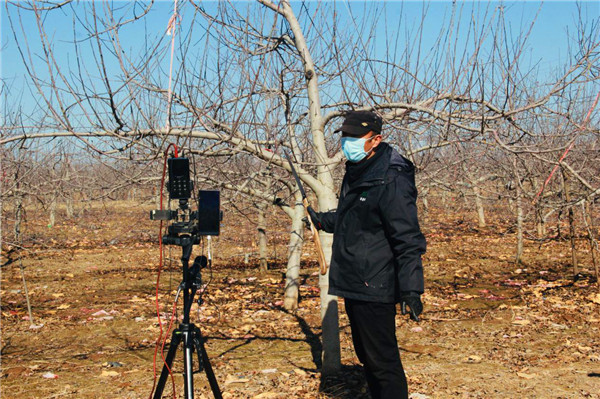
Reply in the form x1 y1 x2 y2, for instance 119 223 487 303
342 143 414 194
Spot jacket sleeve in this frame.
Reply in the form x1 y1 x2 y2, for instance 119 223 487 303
315 210 337 233
380 171 426 294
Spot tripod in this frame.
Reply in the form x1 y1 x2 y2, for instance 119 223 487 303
152 234 222 399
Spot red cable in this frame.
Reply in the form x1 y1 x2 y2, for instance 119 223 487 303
161 288 181 396
149 144 178 399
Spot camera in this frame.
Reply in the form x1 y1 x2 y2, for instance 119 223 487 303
150 157 222 239
147 156 224 398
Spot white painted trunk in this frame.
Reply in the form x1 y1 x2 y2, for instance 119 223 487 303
284 199 305 310
49 196 57 228
262 0 342 375
473 186 486 228
65 196 74 219
317 191 341 376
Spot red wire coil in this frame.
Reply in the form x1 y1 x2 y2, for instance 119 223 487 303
149 143 179 399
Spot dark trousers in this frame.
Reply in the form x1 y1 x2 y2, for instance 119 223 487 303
344 298 408 399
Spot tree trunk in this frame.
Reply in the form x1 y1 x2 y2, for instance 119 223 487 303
473 185 486 228
533 178 546 238
556 208 564 239
282 2 341 375
257 203 268 274
319 253 340 375
49 195 57 228
284 196 304 310
63 161 73 218
14 195 23 242
562 170 578 277
317 193 341 376
129 187 137 202
11 170 34 325
582 201 600 289
535 206 546 238
420 187 429 218
260 0 342 375
582 200 599 286
441 190 448 210
65 195 74 218
515 184 524 265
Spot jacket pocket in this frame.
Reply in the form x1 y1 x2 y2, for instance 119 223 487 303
357 235 369 282
362 238 393 286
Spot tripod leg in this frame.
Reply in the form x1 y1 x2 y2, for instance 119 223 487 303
183 329 195 399
153 329 183 399
193 326 222 399
193 332 204 373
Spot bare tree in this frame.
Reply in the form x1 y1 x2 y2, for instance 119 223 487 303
3 0 599 374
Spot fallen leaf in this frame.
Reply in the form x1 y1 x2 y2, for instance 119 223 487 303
29 324 44 330
129 296 145 302
92 310 110 317
464 355 482 363
224 374 250 384
260 368 277 374
517 372 537 379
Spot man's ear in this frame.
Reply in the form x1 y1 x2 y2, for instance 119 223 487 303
372 134 383 148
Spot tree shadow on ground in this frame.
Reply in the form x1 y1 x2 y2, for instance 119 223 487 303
290 308 324 369
319 364 370 399
273 305 370 398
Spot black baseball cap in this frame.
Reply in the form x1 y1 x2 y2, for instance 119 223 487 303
334 110 383 137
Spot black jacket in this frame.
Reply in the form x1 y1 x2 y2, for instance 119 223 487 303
317 143 426 303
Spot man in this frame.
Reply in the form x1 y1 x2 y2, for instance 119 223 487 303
307 110 426 399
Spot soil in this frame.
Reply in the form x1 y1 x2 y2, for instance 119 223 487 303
1 202 599 398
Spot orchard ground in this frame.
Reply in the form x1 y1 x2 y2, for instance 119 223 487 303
1 201 599 398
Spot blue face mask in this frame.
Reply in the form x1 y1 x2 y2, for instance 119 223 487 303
341 136 375 162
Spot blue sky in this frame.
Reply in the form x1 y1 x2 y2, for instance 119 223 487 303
1 1 598 125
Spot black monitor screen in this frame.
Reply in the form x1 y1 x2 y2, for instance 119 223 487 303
197 190 220 236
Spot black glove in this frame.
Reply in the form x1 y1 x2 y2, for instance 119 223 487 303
302 216 311 230
306 206 323 230
400 292 423 322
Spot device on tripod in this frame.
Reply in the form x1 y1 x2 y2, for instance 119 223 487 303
149 156 222 399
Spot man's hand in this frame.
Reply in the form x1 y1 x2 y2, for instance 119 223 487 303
400 292 423 322
306 206 323 230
